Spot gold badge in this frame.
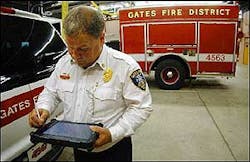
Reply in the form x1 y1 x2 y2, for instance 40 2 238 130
103 67 113 83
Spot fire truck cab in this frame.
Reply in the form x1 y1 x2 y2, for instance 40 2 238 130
119 2 240 89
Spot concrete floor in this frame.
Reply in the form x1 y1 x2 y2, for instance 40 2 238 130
57 63 249 161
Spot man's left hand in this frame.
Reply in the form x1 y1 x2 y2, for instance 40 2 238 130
90 126 112 148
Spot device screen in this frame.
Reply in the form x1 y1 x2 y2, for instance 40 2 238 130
43 121 92 139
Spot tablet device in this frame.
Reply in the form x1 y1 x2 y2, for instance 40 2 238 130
30 119 101 151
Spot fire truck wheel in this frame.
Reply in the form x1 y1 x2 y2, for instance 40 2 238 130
155 59 185 90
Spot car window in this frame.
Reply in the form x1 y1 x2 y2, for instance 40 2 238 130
1 15 35 92
31 19 67 80
52 22 61 34
0 15 67 92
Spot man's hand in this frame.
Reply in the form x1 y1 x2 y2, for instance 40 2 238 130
90 126 112 148
28 108 50 128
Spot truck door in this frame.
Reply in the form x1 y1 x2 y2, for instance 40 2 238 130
198 22 237 74
121 24 147 72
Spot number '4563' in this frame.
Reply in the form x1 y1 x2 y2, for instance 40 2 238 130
205 54 225 62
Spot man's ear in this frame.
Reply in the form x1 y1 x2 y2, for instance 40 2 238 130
100 31 105 44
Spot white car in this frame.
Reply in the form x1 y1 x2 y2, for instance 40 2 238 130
1 6 67 161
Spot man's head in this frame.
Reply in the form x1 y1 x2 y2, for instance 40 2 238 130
63 6 105 68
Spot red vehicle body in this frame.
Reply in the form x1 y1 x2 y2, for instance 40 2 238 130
119 2 240 89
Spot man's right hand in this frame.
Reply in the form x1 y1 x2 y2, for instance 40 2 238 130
28 108 50 128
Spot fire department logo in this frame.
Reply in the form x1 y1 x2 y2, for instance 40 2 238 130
130 69 146 91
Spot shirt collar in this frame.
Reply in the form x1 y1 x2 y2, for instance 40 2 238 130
91 44 108 70
69 44 108 70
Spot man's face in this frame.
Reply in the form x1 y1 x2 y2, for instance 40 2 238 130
65 32 104 68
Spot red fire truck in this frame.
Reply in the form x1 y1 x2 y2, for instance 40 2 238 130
118 2 240 89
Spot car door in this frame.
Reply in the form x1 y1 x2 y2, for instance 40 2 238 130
1 13 66 161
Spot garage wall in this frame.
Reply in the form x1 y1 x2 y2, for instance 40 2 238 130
105 19 120 42
239 11 249 65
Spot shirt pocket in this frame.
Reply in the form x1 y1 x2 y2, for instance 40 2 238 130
56 80 74 104
94 87 118 100
93 87 121 116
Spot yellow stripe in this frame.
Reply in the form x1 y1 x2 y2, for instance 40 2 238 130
61 1 69 39
243 38 249 65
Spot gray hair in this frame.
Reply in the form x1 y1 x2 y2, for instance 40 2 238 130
63 6 105 38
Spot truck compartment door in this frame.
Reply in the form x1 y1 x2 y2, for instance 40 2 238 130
198 22 237 74
147 22 197 75
148 23 196 45
121 24 146 72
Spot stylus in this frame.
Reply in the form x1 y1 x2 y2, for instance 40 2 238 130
36 108 41 119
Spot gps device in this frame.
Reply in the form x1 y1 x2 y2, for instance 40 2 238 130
30 119 102 151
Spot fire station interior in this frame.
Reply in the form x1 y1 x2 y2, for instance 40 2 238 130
1 1 249 161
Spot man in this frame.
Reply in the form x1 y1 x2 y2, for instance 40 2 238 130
28 5 152 161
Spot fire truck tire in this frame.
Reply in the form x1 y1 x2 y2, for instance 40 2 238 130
155 59 185 90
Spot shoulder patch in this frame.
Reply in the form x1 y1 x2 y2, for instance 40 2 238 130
130 69 146 91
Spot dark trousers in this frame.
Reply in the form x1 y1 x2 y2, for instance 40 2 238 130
74 137 132 162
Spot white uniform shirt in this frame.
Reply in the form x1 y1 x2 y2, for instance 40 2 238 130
36 45 152 152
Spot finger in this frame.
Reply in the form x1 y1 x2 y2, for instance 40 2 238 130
29 119 41 128
37 109 49 125
89 126 102 147
90 126 112 148
31 114 41 126
89 125 101 133
29 109 42 127
39 112 47 124
94 138 102 147
29 114 41 128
